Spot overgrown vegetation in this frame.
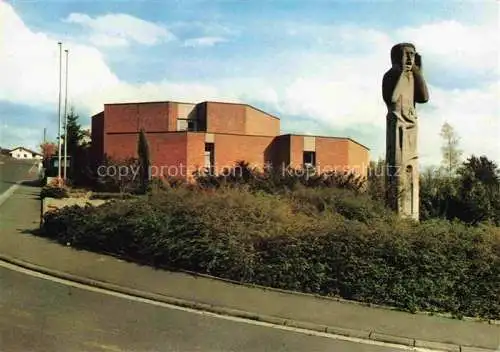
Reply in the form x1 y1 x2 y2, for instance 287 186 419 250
419 155 500 225
40 185 69 199
40 162 500 320
39 121 499 320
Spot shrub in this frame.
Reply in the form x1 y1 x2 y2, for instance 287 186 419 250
40 185 69 199
39 185 500 319
194 160 367 194
88 192 137 200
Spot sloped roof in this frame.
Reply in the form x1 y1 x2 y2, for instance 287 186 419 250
8 146 42 156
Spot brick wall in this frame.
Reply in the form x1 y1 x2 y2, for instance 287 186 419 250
105 133 138 161
104 102 172 134
206 102 246 134
347 140 370 177
137 102 170 131
104 104 139 134
104 132 188 168
186 132 205 178
315 137 350 174
212 133 275 171
149 133 188 178
289 135 305 168
91 112 104 165
244 106 280 136
166 102 178 131
270 135 290 168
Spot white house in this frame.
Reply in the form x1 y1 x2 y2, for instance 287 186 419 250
8 146 43 160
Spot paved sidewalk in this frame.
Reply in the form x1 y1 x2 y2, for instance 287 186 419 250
1 184 499 351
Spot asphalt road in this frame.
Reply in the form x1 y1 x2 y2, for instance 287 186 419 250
0 157 38 194
0 265 402 352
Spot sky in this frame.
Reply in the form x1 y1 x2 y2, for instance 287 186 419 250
0 0 499 167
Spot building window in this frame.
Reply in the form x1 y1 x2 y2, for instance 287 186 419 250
187 120 197 131
303 151 316 167
177 119 188 131
24 154 28 158
204 143 215 174
177 118 198 132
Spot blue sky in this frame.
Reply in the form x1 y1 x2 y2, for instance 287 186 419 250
1 0 498 166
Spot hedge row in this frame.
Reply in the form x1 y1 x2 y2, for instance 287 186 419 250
40 187 500 319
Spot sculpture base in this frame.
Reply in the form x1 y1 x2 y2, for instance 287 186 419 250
386 159 419 222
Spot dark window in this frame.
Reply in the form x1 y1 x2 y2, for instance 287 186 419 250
187 120 197 131
303 151 316 167
204 143 215 174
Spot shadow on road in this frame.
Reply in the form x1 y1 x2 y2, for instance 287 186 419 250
19 228 41 236
20 179 42 187
2 179 41 187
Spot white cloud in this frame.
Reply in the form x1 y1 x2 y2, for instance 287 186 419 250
395 20 499 78
65 12 175 47
418 82 500 165
183 36 227 47
0 2 119 109
1 1 498 166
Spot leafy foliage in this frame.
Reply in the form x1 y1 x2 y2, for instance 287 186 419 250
40 184 500 320
40 185 69 199
420 155 500 225
440 122 463 177
39 141 57 159
194 160 366 194
94 156 141 194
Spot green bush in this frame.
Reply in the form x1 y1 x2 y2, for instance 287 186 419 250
40 186 69 199
194 160 366 194
88 192 137 200
39 186 500 320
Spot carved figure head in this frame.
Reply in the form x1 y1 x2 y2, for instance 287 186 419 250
391 43 416 72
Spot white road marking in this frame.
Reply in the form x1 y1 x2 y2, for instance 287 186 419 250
0 182 20 208
0 259 444 352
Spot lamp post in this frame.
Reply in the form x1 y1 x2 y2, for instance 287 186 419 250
63 49 69 180
57 42 63 180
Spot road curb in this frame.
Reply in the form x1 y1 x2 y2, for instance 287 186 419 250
1 254 495 352
35 187 496 327
94 250 496 326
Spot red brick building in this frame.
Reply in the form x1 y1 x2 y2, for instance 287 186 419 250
91 100 370 179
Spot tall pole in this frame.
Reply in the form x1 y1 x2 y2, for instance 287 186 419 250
63 49 69 180
43 128 47 143
57 42 63 179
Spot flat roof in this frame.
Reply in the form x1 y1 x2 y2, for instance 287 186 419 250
104 100 195 106
101 100 280 120
199 101 280 120
280 133 370 151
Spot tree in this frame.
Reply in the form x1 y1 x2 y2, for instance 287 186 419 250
367 158 387 202
452 155 500 225
137 129 151 194
440 122 463 176
64 107 85 159
61 108 92 185
39 141 57 159
459 155 500 188
419 166 458 220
